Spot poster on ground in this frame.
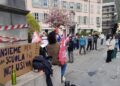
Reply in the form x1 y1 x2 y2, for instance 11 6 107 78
0 43 39 84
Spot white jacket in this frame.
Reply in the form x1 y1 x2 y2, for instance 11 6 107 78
106 39 115 50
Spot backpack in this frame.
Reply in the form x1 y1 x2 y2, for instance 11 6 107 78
32 55 53 86
93 35 98 42
32 56 44 71
32 55 52 75
88 37 92 42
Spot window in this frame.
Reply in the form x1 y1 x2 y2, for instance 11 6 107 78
106 8 109 12
32 0 49 8
33 13 39 21
32 0 41 8
33 13 44 22
42 0 48 7
76 3 80 9
12 14 26 24
84 4 88 12
106 21 109 26
90 5 94 13
62 1 68 9
83 16 87 25
97 6 101 14
0 11 11 25
96 17 100 27
0 0 26 10
44 13 48 21
38 13 44 21
12 0 26 9
76 3 82 12
78 16 83 24
90 17 93 25
69 2 75 10
112 7 114 11
97 0 101 3
52 0 59 7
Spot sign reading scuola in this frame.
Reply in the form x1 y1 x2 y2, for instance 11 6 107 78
0 43 39 84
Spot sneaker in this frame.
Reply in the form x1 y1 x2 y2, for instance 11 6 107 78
62 76 66 82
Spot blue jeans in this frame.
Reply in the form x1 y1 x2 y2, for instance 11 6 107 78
61 63 67 77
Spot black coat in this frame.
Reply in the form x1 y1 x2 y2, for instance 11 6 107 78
32 55 53 86
68 40 74 51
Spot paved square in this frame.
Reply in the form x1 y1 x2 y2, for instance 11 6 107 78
65 45 120 86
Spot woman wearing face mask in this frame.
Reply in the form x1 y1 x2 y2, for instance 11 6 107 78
106 35 116 63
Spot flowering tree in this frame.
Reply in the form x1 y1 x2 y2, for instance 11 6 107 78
46 9 71 28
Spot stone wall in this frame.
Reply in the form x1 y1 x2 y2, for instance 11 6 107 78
5 66 62 86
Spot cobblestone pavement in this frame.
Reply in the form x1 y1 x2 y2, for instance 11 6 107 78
65 45 120 86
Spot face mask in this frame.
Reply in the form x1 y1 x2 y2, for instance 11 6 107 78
110 37 112 39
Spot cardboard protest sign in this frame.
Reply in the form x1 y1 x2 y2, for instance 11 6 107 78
0 43 39 84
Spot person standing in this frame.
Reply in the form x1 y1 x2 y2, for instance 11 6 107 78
100 33 105 45
118 34 120 51
79 36 86 54
47 31 67 83
59 35 67 82
71 35 76 50
76 35 79 50
87 34 93 51
112 35 119 59
106 33 111 40
106 35 115 63
40 32 48 57
67 36 74 63
46 31 60 85
93 34 99 50
47 31 60 65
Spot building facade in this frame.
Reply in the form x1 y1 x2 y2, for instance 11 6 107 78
26 0 102 34
0 0 29 47
115 0 120 23
103 0 120 33
102 2 115 34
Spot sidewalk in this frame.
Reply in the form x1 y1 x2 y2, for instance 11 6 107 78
65 45 120 86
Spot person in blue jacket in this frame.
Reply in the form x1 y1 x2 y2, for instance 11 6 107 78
79 35 86 54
